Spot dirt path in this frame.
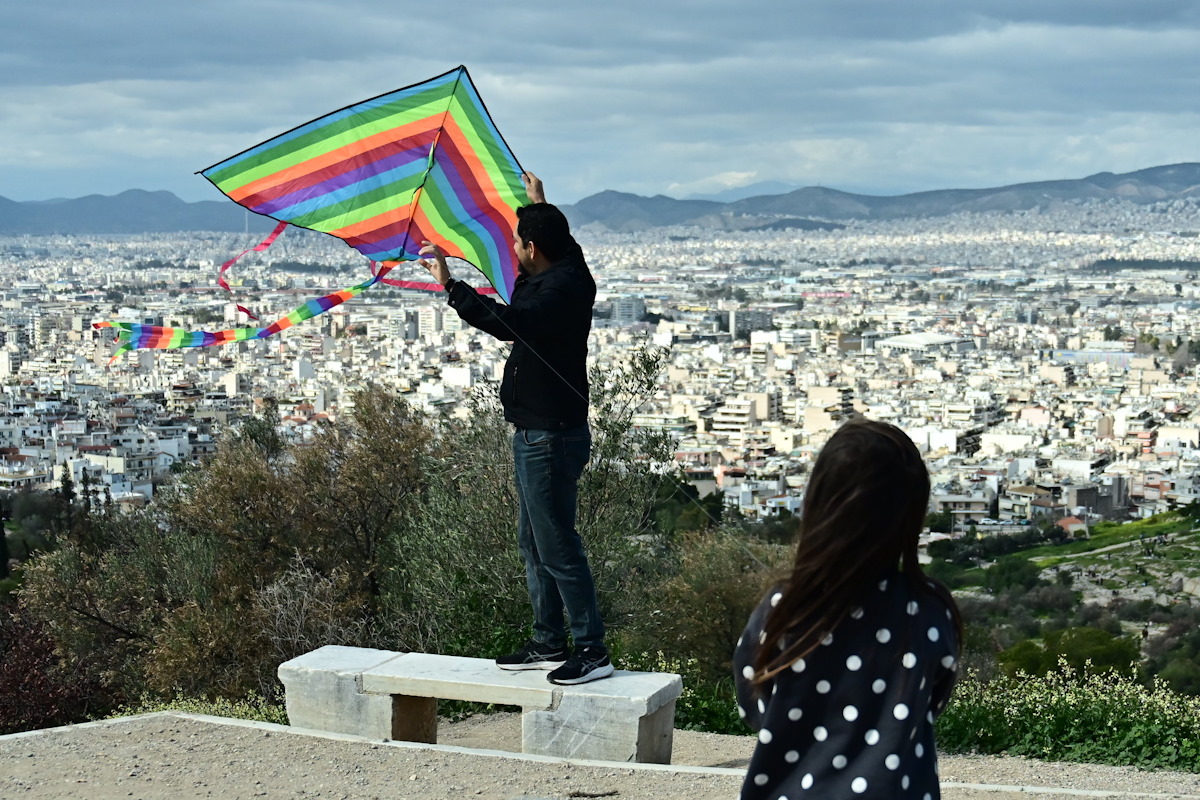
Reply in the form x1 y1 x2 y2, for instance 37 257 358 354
3 712 1200 799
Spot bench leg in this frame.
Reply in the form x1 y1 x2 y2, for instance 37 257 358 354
280 646 407 741
636 699 675 764
521 695 676 764
391 695 438 743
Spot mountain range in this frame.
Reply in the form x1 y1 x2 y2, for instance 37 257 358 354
2 163 1198 236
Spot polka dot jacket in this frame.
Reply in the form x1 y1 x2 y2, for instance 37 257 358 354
734 570 959 800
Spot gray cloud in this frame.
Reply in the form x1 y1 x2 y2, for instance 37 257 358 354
2 1 1198 203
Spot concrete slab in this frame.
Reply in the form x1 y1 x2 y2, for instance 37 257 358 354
361 653 559 708
277 645 406 740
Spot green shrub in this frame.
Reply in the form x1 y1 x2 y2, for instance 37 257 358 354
997 627 1140 678
113 691 288 726
617 650 745 734
926 559 970 588
985 555 1044 592
619 529 789 683
937 663 1200 771
0 607 109 734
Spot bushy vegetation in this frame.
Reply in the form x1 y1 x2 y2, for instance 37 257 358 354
113 691 289 726
938 665 1200 771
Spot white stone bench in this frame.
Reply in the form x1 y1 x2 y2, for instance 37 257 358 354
278 645 683 763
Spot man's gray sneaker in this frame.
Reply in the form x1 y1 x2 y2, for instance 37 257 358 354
547 646 614 684
496 641 570 671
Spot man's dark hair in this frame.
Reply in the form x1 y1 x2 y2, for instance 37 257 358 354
516 203 574 262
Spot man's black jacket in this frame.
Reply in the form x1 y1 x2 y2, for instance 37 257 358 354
446 244 595 430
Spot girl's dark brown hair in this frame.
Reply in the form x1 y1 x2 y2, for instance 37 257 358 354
753 418 963 682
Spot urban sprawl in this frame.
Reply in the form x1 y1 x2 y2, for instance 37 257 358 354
2 197 1200 555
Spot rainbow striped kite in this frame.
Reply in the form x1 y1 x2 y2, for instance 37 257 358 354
96 65 529 360
201 64 527 302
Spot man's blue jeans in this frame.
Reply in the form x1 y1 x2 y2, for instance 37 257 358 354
512 425 605 650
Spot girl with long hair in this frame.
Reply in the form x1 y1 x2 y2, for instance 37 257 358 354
734 418 963 799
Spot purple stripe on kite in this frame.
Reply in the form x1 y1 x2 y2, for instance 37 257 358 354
428 155 512 283
245 141 432 217
428 132 519 284
341 216 420 255
423 177 514 300
354 229 425 259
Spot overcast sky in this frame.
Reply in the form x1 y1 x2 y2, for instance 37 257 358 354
3 0 1199 204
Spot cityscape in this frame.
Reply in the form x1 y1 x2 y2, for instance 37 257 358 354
1 194 1198 546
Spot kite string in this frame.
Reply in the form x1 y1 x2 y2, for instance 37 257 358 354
216 220 289 320
465 280 735 545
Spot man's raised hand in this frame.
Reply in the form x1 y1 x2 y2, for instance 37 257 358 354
522 172 546 204
417 241 451 286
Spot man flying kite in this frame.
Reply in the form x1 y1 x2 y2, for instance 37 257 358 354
420 174 611 685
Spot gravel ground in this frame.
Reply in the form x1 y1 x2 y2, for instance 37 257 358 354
3 712 1199 800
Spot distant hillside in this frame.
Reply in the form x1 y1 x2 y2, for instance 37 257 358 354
562 163 1200 231
2 164 1198 235
0 189 277 235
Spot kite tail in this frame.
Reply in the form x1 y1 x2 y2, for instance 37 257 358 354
93 264 395 365
216 220 289 320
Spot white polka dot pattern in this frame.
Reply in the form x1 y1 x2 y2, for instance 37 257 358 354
734 573 957 800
